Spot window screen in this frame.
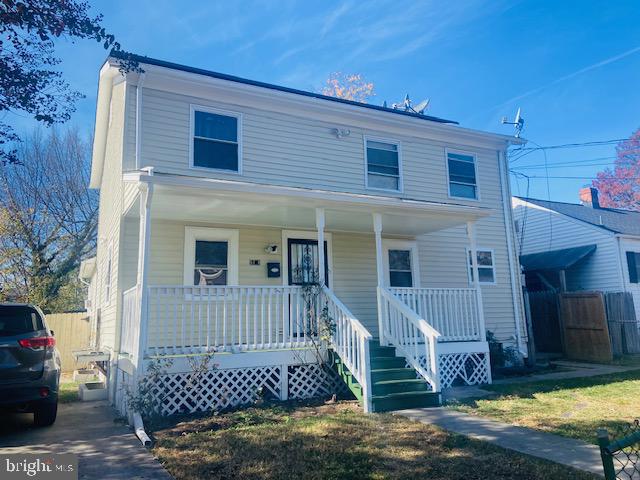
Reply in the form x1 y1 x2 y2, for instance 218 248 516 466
367 140 400 191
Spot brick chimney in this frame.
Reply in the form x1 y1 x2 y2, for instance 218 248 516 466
579 187 600 209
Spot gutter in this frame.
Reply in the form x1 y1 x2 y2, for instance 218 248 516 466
133 412 152 447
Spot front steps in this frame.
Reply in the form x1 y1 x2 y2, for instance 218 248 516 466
333 341 441 412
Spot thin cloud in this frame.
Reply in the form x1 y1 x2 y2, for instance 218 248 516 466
490 45 640 111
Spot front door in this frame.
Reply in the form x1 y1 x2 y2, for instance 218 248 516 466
287 239 329 287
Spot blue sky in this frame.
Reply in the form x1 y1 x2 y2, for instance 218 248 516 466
12 0 640 203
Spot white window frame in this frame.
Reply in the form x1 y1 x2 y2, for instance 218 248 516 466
445 148 480 201
189 104 243 174
382 239 420 288
183 227 239 286
466 247 496 285
104 243 113 306
364 136 403 193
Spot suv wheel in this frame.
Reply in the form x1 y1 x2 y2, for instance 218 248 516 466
33 401 58 427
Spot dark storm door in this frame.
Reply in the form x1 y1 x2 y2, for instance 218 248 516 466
287 239 329 287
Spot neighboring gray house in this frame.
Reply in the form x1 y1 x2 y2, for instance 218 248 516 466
83 52 527 415
513 188 640 323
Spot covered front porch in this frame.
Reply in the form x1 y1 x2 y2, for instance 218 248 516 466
116 171 493 413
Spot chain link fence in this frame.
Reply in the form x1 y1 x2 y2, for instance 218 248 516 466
599 420 640 479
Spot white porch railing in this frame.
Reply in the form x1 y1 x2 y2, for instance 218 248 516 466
389 287 483 342
144 285 319 355
321 286 373 412
378 287 440 392
121 286 140 360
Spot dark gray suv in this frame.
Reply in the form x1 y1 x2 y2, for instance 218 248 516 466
0 304 61 426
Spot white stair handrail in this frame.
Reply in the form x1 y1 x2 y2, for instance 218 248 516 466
378 286 441 392
321 286 373 413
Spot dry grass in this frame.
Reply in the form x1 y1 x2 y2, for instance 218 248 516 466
152 400 598 480
450 369 640 444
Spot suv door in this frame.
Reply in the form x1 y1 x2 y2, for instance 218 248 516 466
0 305 49 384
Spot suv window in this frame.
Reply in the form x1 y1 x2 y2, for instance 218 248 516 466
0 305 44 337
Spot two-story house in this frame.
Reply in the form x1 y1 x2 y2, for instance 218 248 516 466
83 52 526 415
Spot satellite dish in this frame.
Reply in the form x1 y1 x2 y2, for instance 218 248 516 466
502 107 525 137
412 98 430 114
514 108 521 125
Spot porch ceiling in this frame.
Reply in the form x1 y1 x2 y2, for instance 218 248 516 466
125 172 492 235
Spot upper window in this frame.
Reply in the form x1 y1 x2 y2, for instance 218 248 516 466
468 249 496 284
448 151 477 199
366 139 401 191
627 251 640 284
192 108 240 172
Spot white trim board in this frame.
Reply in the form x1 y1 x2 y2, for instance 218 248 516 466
183 226 240 285
280 230 334 287
382 239 421 288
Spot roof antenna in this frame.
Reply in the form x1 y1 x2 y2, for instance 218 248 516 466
390 94 430 114
502 107 524 137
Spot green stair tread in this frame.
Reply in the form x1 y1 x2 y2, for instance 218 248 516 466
371 391 437 401
373 378 428 387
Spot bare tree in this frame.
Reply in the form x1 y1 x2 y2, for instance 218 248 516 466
0 129 97 311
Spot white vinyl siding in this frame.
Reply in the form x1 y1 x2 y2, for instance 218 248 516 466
512 199 623 292
138 87 500 205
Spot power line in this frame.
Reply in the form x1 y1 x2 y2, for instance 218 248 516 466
514 162 614 170
512 155 617 168
511 173 640 180
513 139 627 152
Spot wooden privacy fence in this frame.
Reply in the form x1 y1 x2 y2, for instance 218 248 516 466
45 312 91 372
526 290 640 362
605 292 640 356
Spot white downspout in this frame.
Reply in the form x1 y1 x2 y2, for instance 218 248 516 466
498 149 526 356
135 73 145 170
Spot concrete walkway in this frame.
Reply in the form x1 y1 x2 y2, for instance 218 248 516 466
0 401 172 480
396 407 604 476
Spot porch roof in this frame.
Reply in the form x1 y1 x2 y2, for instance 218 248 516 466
124 171 493 235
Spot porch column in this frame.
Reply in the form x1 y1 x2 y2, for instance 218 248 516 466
315 208 326 286
466 221 487 338
136 182 153 375
373 213 386 344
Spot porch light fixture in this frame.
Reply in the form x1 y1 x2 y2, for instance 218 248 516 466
331 128 350 138
265 244 279 254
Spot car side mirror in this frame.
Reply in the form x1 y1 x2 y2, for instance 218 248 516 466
50 330 55 336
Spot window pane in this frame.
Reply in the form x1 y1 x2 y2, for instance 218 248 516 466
389 250 411 271
478 267 494 283
477 251 493 266
0 306 44 336
448 152 474 163
627 251 639 283
367 140 397 152
194 111 237 142
450 182 476 199
194 268 227 286
390 271 413 287
368 173 398 190
368 163 399 176
195 240 228 286
194 138 238 170
367 147 399 168
195 241 228 268
448 159 476 184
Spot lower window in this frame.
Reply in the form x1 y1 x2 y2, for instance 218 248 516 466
183 227 239 286
468 249 495 284
389 249 413 287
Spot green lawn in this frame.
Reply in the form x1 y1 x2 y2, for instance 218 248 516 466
449 369 640 444
152 401 598 480
58 379 80 403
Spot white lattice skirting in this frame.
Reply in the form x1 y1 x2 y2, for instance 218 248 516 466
117 363 349 416
438 352 490 389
